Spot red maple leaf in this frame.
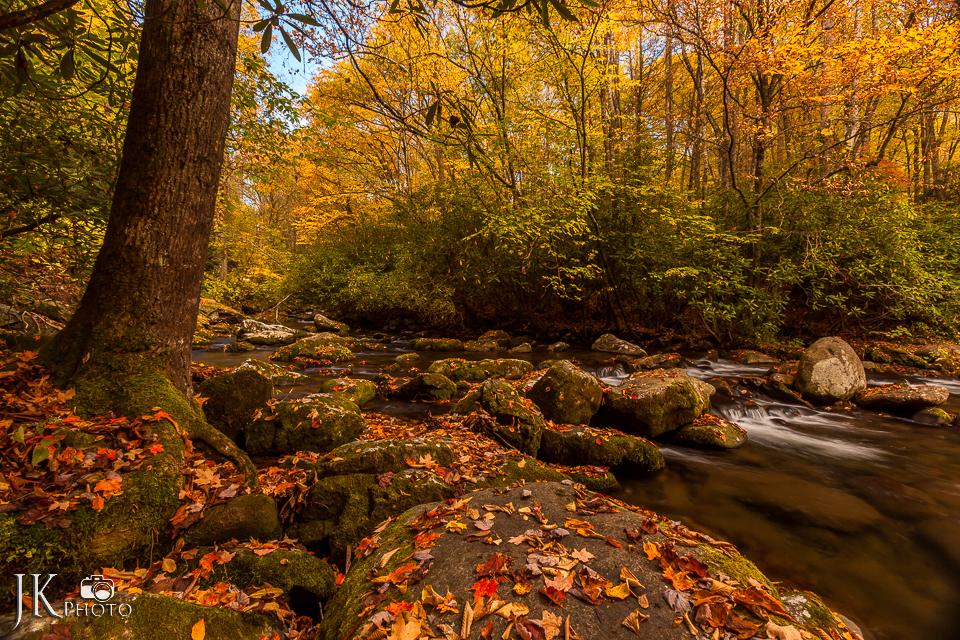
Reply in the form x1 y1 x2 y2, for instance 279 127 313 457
386 600 414 615
415 532 442 549
539 585 566 606
469 577 499 603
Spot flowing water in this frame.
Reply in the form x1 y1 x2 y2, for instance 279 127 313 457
195 332 960 640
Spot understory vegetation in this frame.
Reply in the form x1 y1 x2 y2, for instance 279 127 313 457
3 0 959 342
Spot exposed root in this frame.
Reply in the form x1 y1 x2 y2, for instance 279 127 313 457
189 419 259 489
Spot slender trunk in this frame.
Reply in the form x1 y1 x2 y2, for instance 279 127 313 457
42 0 241 396
719 0 734 192
664 28 675 182
819 7 835 177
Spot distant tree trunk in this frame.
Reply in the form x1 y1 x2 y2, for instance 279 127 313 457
719 0 734 192
664 27 675 182
844 6 862 158
39 0 256 484
819 7 835 177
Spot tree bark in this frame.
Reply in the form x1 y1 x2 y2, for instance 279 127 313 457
42 0 240 396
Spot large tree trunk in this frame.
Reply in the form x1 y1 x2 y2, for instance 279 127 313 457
42 0 239 394
39 0 256 484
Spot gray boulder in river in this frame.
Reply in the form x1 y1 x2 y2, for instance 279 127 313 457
526 360 602 425
795 337 866 405
593 368 714 438
854 383 949 413
591 333 647 356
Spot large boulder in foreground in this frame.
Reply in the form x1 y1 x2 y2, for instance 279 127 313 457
452 379 545 455
854 383 949 413
591 333 647 356
593 369 714 438
795 337 866 405
429 358 534 382
245 395 363 455
527 360 602 425
538 425 664 472
318 482 856 640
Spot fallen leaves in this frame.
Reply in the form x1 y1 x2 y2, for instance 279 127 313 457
470 578 500 603
622 609 649 635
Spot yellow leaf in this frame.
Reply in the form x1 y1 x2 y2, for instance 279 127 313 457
191 619 205 640
605 582 632 600
161 558 176 573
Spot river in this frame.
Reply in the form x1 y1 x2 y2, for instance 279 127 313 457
194 332 960 640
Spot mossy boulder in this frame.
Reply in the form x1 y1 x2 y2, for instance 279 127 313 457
796 337 866 405
194 547 335 600
427 358 534 382
854 383 949 413
314 312 349 331
547 341 570 352
394 373 457 401
310 439 456 478
508 342 532 353
526 360 602 425
593 368 714 438
396 352 420 362
451 379 545 455
183 493 282 546
199 370 274 443
191 327 216 347
245 396 364 456
912 407 954 427
537 426 665 471
477 329 512 347
319 378 377 407
673 414 748 449
270 333 355 362
199 298 244 324
234 358 307 385
225 340 256 353
591 333 647 356
297 470 455 560
2 592 281 640
409 338 464 351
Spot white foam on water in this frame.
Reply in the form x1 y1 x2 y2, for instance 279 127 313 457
713 403 884 461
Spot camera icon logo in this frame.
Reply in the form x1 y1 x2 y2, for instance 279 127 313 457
79 575 114 602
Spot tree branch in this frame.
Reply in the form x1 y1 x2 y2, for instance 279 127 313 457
1 212 62 239
0 0 81 31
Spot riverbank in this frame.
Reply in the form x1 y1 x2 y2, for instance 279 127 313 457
3 302 960 639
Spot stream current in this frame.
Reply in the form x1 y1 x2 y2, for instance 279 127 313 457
194 333 960 640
